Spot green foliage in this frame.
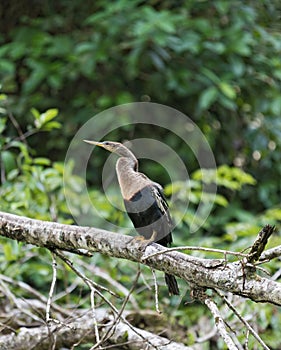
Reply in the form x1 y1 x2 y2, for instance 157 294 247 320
192 165 257 190
0 100 68 221
166 165 257 229
0 0 280 215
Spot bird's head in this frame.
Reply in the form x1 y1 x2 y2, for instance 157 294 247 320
83 140 129 157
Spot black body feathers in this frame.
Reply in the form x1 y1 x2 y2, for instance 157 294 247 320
124 185 179 295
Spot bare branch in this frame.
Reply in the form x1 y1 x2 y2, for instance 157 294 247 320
142 245 249 260
0 211 281 306
215 289 270 350
46 252 57 322
0 308 191 350
247 225 275 263
204 298 238 350
260 245 281 262
54 250 159 349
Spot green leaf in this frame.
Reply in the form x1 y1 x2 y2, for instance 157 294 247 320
0 59 15 74
218 82 236 99
31 108 40 120
0 117 6 133
214 194 228 207
3 243 15 261
0 94 7 101
271 96 281 115
1 150 16 173
198 86 218 110
192 166 256 190
7 168 19 181
42 121 61 130
23 61 48 93
34 109 59 129
201 68 221 84
41 109 59 123
33 157 51 165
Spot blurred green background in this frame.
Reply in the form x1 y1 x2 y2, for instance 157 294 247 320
0 1 281 349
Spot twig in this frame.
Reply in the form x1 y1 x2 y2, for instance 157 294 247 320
204 298 238 350
90 289 101 346
142 245 249 261
196 327 217 343
55 252 118 298
46 252 58 322
215 289 270 350
0 278 43 324
92 267 141 349
76 259 138 308
7 110 27 145
245 329 250 350
54 250 158 349
272 268 281 281
151 269 161 313
248 225 275 263
260 245 281 262
0 274 71 317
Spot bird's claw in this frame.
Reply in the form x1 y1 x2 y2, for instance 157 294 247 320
128 235 155 252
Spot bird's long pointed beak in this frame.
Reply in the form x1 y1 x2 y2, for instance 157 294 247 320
83 140 103 147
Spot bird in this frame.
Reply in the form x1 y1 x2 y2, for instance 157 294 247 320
84 140 179 295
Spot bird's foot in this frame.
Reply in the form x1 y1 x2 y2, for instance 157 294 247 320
128 232 157 252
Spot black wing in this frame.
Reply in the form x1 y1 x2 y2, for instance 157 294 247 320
124 184 173 247
124 184 179 295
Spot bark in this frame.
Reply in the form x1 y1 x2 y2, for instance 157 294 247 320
0 211 280 306
0 308 190 350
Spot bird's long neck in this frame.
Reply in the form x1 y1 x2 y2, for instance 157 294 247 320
116 156 143 200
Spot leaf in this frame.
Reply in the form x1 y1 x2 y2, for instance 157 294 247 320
264 208 281 221
34 109 60 129
218 82 236 99
271 96 281 115
157 20 176 34
7 168 19 181
23 61 48 93
33 157 51 166
201 68 221 84
149 51 165 70
214 194 228 207
0 117 6 133
41 109 59 123
1 150 16 173
3 243 15 261
198 86 218 110
31 108 40 120
0 59 15 74
42 121 61 130
192 166 256 190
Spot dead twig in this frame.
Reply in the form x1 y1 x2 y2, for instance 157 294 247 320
247 225 275 263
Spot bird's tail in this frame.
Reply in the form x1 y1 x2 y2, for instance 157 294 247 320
165 273 179 295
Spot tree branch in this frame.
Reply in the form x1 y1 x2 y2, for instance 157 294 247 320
0 308 190 350
247 225 275 263
0 211 280 306
260 245 281 262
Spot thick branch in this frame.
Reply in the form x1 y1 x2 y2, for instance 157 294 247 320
0 308 189 350
0 211 280 306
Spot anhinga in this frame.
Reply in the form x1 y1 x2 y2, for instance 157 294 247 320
84 140 179 295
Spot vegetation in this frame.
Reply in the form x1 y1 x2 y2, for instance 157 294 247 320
0 1 280 349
